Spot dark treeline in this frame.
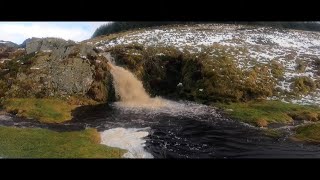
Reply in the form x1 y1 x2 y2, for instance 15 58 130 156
91 22 196 38
92 21 320 38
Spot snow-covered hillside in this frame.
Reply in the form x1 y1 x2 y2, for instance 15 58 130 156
89 24 320 106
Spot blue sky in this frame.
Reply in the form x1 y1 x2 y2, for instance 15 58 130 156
0 22 111 44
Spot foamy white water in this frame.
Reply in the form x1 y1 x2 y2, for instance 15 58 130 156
113 99 221 119
100 127 153 158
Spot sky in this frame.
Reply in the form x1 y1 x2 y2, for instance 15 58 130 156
0 22 111 44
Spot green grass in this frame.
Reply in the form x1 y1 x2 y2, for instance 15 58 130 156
3 98 78 123
0 127 126 158
293 123 320 143
217 100 320 127
263 129 285 138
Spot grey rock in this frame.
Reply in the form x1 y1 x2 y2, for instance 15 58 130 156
79 44 98 59
50 44 75 61
19 38 40 48
26 38 76 54
0 40 18 48
3 38 112 101
50 57 94 95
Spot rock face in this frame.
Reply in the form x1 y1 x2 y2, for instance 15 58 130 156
17 54 95 97
1 38 114 102
51 58 94 94
26 38 76 54
19 38 37 48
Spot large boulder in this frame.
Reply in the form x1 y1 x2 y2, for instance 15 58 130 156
25 38 76 54
49 57 94 95
1 39 114 102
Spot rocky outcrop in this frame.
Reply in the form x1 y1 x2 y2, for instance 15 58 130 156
19 38 38 48
15 54 95 97
25 38 76 54
1 38 114 102
52 58 93 94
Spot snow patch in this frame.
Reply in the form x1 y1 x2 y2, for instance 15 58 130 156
93 24 320 106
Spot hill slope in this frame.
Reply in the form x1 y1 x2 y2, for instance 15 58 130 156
2 23 320 106
88 24 320 106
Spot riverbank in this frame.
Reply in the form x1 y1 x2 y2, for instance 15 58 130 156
2 99 320 158
216 100 320 143
1 97 98 123
0 126 126 158
216 100 320 127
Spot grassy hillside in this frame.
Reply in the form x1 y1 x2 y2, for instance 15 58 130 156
92 22 194 38
90 24 320 106
92 22 320 38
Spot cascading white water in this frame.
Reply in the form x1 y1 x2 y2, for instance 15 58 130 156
108 62 166 108
99 60 169 158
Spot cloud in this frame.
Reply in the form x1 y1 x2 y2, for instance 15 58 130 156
0 22 110 44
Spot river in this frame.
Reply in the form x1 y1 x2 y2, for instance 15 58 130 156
1 60 320 158
1 100 320 158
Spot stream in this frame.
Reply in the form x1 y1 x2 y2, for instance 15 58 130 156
1 100 320 158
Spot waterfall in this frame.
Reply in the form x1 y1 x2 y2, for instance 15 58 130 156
107 61 166 108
